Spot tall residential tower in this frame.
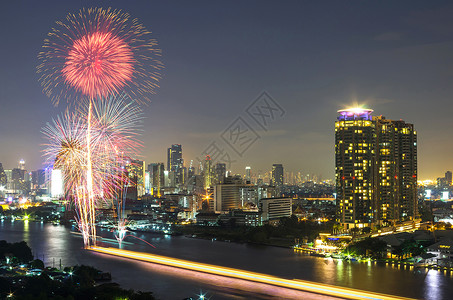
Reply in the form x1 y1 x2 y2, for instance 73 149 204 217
335 108 417 229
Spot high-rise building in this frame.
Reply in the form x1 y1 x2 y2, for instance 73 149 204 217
214 163 226 184
31 169 46 189
203 156 213 189
11 168 26 193
271 164 284 195
0 163 7 187
151 163 165 197
445 171 452 186
125 159 146 198
245 166 251 183
188 165 195 181
335 108 417 229
167 144 184 186
19 159 25 170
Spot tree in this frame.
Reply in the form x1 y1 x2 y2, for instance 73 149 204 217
345 238 387 259
362 227 372 234
350 227 361 238
31 259 45 269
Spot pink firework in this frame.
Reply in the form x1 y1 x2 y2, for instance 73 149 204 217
38 7 163 105
62 31 134 99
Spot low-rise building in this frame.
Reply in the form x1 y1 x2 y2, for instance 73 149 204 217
259 197 292 224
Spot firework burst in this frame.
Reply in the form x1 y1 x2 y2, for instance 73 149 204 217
42 96 143 246
38 7 163 105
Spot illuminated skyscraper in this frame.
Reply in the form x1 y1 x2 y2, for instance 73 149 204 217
125 159 146 198
445 171 452 186
151 163 165 197
167 144 184 186
19 159 25 170
203 156 213 189
214 163 226 184
0 163 6 187
335 108 417 230
271 164 284 195
245 166 251 183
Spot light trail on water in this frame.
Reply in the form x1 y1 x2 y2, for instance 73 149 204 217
89 246 415 300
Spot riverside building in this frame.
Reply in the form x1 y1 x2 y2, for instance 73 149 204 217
335 108 417 230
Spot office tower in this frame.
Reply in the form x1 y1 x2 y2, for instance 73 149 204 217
259 197 292 224
203 156 213 189
19 159 25 170
31 169 46 189
51 169 63 198
214 163 226 184
11 167 26 193
335 108 417 230
446 171 452 186
0 163 6 187
245 166 251 183
151 163 165 197
125 159 146 198
271 164 284 195
145 171 151 194
167 144 184 186
188 165 195 181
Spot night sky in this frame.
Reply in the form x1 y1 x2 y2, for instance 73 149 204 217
1 0 453 180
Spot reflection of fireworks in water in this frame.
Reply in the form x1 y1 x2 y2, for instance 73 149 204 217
37 7 163 105
39 7 161 247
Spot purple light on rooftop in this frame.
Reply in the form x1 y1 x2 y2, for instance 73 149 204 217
337 108 373 121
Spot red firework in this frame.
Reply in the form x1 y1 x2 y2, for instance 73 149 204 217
62 32 134 99
38 7 163 105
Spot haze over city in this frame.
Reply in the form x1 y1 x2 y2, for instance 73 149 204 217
2 0 453 179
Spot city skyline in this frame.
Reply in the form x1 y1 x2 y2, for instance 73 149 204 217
2 1 453 179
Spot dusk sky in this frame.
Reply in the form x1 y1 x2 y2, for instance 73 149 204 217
2 0 453 180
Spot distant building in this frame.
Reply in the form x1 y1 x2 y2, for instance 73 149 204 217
125 159 146 198
203 156 213 189
19 159 25 170
151 163 165 197
214 163 226 184
31 169 46 188
218 209 261 227
446 171 452 186
0 163 7 187
427 238 453 265
335 108 417 229
167 144 184 186
245 166 251 183
259 197 292 224
271 164 284 196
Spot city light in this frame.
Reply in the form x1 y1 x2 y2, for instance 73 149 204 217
50 169 63 198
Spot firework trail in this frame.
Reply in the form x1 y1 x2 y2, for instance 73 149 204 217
42 95 144 247
39 7 161 247
41 112 95 245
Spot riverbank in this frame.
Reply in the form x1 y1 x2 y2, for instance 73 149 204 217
0 240 156 300
175 217 333 248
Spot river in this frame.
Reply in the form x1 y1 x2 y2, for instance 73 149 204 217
1 220 452 300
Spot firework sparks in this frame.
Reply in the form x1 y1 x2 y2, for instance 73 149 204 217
39 7 159 248
42 96 143 247
38 7 163 105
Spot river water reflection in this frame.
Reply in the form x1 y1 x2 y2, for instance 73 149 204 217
1 220 452 300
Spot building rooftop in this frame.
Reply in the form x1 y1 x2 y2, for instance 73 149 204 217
337 107 373 121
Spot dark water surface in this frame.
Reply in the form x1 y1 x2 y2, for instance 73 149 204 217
1 220 452 300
